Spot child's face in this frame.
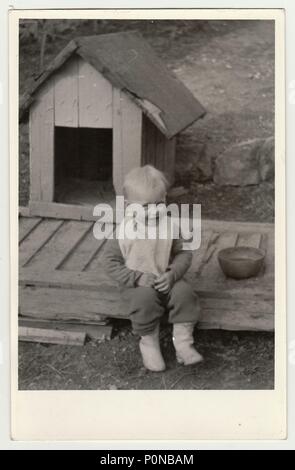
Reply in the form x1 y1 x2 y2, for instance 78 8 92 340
126 194 167 222
141 197 166 222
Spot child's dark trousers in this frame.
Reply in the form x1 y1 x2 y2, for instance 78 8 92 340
122 279 201 336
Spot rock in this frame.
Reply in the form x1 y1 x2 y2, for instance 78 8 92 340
192 143 213 181
213 138 265 186
259 137 274 181
168 186 188 199
176 139 213 184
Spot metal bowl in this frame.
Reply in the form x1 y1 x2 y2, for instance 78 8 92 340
217 246 265 279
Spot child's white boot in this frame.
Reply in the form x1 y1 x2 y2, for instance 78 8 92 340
139 325 166 372
173 323 203 365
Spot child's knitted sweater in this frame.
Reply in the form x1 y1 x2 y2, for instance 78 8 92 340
104 217 192 288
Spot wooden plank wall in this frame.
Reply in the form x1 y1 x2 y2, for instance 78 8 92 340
112 88 123 195
29 56 176 205
164 137 176 185
29 54 179 209
30 56 115 205
141 114 176 185
30 82 55 202
112 88 142 195
54 57 78 127
54 56 113 128
78 58 112 128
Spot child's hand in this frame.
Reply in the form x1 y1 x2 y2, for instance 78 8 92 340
137 273 156 287
154 271 175 294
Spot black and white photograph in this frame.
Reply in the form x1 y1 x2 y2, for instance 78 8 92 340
17 15 277 395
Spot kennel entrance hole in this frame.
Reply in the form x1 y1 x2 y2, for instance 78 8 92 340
54 126 115 205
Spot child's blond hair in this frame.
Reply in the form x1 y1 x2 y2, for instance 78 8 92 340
123 165 168 203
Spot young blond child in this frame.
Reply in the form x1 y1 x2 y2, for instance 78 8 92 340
104 165 203 372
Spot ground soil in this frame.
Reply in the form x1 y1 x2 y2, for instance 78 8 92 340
18 19 275 390
19 322 274 390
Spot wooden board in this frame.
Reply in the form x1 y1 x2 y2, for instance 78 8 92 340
30 82 54 202
29 97 41 201
26 220 92 270
19 219 64 267
198 308 273 331
189 229 214 275
29 201 97 221
60 224 112 272
19 267 274 302
18 215 275 331
84 239 112 273
78 58 112 128
19 267 117 290
201 219 274 234
19 282 274 330
19 216 41 243
237 232 262 248
200 231 239 282
74 225 114 272
20 285 126 321
141 114 176 185
19 206 31 217
165 137 176 185
112 88 142 195
121 92 143 176
25 201 275 233
54 56 78 127
199 292 273 315
19 326 86 346
19 318 112 341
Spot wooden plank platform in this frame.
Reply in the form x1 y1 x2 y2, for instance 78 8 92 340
18 215 275 331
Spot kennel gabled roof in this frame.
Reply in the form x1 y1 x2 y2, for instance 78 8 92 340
20 31 206 138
